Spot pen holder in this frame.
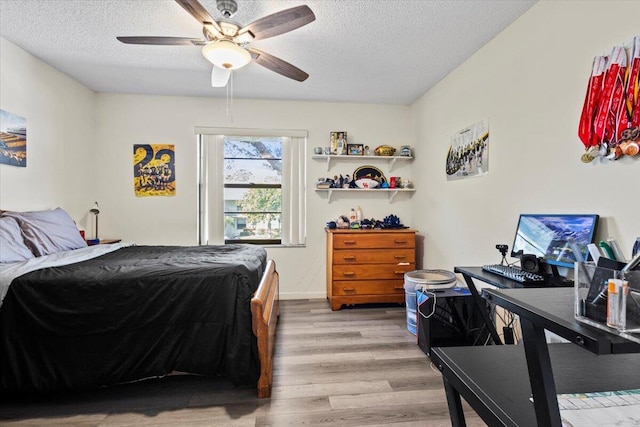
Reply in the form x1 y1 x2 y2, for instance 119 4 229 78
575 262 640 343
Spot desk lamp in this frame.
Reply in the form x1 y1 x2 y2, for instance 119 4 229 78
88 202 100 244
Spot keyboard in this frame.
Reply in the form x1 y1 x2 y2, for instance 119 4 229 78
482 264 545 284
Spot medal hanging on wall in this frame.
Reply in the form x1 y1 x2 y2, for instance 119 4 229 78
619 36 640 157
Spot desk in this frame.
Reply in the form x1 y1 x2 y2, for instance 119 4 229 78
454 266 574 346
431 287 640 427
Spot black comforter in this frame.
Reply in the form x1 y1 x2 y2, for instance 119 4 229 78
0 244 267 394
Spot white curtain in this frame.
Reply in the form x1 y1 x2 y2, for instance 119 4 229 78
196 127 307 246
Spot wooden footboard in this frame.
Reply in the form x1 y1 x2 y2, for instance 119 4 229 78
251 260 279 398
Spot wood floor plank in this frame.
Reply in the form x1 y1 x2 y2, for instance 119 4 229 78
0 299 486 427
255 402 453 426
328 388 447 410
272 380 393 400
272 366 443 388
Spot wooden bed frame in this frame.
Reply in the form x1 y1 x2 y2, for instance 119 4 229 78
251 259 279 398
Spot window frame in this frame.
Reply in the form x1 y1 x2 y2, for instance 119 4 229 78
196 127 307 248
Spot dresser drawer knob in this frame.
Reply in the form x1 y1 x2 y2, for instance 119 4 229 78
342 287 356 292
394 286 404 290
343 271 356 276
394 270 406 275
343 256 356 261
343 240 356 245
393 255 406 259
394 239 407 244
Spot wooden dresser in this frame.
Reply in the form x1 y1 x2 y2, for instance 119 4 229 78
326 228 417 311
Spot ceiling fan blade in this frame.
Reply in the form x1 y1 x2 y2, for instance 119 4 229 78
117 36 204 46
174 0 223 36
211 66 231 87
247 48 309 82
241 5 315 41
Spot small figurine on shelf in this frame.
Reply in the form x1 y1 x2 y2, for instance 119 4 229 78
396 178 412 188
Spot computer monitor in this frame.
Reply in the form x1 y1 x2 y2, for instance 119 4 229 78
511 214 599 269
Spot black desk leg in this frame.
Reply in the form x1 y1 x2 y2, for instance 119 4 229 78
443 376 467 427
460 273 502 345
520 317 562 427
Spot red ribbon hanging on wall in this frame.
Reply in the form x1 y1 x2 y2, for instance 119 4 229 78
593 46 627 144
628 37 640 128
578 56 607 148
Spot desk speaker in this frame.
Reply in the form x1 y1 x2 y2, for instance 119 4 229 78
521 254 542 274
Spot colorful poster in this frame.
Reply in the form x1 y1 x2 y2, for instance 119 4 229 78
133 144 175 197
446 119 489 181
0 109 27 167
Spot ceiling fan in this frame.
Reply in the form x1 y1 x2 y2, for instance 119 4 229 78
117 0 315 87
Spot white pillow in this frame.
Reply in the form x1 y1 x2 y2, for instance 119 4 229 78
0 216 35 263
4 208 87 256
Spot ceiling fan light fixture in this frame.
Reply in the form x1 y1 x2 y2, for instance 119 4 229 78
202 40 251 69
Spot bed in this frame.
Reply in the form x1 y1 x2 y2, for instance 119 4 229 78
0 208 279 398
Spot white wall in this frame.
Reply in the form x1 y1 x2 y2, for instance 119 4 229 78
92 94 413 298
0 38 96 226
411 0 640 272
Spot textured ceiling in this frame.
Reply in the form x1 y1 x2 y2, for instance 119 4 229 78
0 0 537 105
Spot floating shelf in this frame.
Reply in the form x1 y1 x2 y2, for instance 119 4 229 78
312 154 413 171
315 188 415 203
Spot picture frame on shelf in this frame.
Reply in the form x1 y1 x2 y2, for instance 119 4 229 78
347 143 364 155
330 131 347 155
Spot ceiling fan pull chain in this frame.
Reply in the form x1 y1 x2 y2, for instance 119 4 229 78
226 71 234 123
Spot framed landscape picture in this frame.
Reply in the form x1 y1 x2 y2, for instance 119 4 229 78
0 109 27 167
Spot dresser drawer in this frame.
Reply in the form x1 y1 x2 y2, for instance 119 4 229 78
332 248 415 265
332 263 414 280
333 280 406 296
331 233 415 249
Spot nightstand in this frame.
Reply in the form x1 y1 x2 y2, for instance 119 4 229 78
86 238 121 246
98 239 121 245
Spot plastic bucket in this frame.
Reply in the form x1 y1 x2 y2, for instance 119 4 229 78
404 270 457 335
403 281 418 335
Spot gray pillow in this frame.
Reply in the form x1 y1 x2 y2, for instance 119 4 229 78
0 216 35 263
4 208 87 256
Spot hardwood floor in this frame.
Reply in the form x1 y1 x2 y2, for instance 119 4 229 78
0 299 487 426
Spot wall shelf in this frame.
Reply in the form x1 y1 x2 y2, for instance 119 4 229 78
315 188 415 203
312 154 413 171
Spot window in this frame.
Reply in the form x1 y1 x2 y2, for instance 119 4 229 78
197 127 306 247
223 136 282 244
